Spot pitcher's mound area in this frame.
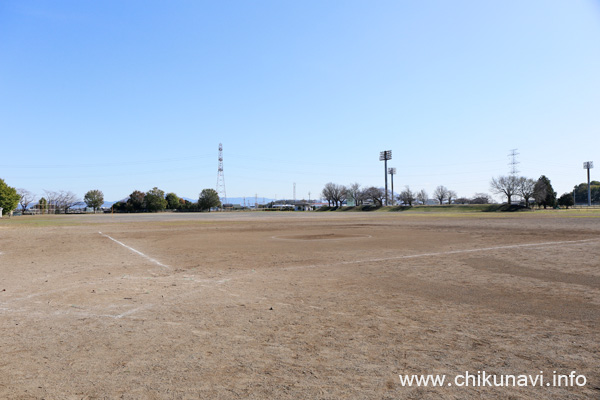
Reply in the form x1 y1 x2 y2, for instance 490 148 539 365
273 232 371 240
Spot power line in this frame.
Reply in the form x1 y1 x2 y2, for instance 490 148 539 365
0 154 213 169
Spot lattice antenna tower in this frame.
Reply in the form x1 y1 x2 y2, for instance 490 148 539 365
216 143 227 204
508 149 520 175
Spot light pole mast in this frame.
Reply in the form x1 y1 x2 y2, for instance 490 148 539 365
388 167 396 206
216 143 227 207
584 161 594 206
380 150 392 205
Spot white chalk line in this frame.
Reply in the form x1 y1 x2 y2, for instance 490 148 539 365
277 238 599 272
0 301 151 320
350 239 598 264
99 231 170 269
339 238 600 265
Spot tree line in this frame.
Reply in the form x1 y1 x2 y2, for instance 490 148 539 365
489 174 590 209
490 174 562 208
1 175 596 216
0 180 222 215
321 174 583 210
111 188 221 213
321 182 491 207
573 181 600 204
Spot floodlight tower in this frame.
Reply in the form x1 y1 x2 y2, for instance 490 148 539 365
584 161 594 206
216 143 227 205
388 167 396 206
380 150 392 205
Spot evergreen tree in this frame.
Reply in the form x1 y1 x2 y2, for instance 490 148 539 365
0 179 20 215
198 189 221 211
84 189 104 213
558 193 574 209
127 190 145 211
534 175 557 209
144 187 167 212
38 197 48 214
165 193 180 210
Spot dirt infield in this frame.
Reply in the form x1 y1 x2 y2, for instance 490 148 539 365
1 211 599 399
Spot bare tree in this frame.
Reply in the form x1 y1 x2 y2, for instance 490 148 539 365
17 188 35 213
433 185 449 205
61 191 81 213
43 190 59 214
363 186 385 206
331 184 347 207
416 189 428 205
346 183 363 206
44 190 81 213
321 183 346 207
447 190 457 205
490 176 519 205
321 183 335 207
398 186 415 206
518 177 536 208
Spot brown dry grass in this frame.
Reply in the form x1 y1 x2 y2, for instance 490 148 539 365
0 211 599 399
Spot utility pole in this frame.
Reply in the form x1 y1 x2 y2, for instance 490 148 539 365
293 182 296 204
388 168 396 205
584 161 594 206
380 150 392 205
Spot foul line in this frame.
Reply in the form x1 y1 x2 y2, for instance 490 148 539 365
277 238 599 273
98 231 170 269
339 238 599 265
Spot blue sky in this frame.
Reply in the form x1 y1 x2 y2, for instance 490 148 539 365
1 1 599 202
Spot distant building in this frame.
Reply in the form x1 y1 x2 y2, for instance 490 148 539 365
272 204 294 210
222 203 243 210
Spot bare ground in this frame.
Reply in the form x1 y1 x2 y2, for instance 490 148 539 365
0 211 599 399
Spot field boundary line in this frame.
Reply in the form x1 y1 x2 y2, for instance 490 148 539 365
99 231 170 269
276 238 599 273
340 238 599 265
